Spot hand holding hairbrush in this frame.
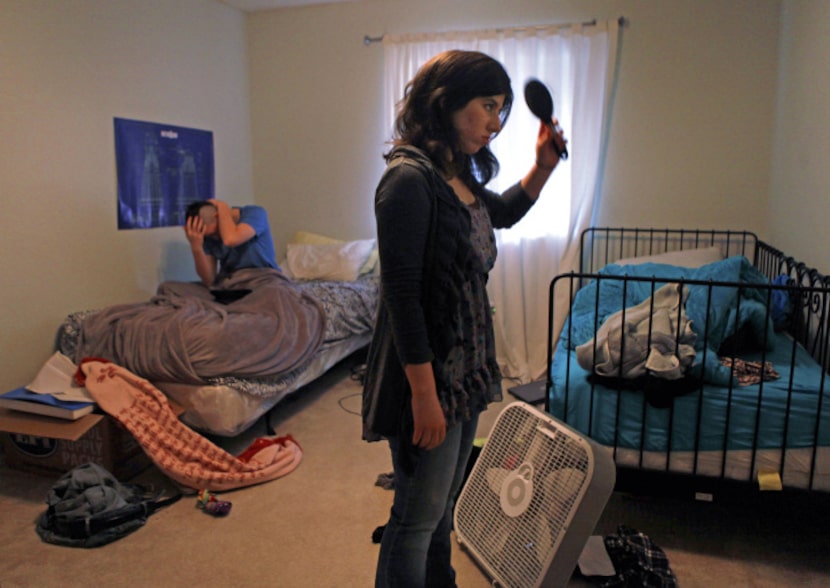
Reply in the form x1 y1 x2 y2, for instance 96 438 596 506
524 78 568 161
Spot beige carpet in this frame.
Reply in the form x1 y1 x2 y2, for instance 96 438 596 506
1 357 828 587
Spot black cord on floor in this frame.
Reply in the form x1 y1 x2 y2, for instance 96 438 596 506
338 392 362 416
334 362 368 416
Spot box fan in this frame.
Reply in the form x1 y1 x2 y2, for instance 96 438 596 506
454 402 616 588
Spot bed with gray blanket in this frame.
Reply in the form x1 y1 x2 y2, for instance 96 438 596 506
57 268 378 436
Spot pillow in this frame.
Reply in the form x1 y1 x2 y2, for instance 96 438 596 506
291 231 379 275
290 230 342 246
613 246 723 268
286 239 376 282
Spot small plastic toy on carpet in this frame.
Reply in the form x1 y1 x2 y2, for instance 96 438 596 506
196 489 232 516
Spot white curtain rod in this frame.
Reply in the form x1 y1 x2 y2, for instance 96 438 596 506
363 16 627 46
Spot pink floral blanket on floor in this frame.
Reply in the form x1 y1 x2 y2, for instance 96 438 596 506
80 360 303 491
73 268 326 385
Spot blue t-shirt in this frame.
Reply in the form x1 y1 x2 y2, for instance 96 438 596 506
203 205 279 276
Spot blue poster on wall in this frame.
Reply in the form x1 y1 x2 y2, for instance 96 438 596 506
114 117 214 229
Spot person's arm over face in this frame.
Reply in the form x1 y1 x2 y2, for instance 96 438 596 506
184 215 218 287
213 199 256 247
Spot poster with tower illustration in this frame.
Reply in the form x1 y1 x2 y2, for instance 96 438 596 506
114 117 214 229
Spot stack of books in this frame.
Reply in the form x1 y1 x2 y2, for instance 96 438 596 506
0 387 95 420
0 352 96 421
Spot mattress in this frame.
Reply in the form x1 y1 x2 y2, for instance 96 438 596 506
157 334 369 436
549 330 830 491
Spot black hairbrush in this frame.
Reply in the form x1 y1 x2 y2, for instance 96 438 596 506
524 78 568 160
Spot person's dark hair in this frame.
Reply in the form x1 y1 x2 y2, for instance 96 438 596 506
185 200 215 220
388 50 513 187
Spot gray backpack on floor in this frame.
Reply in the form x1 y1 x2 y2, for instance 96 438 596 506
36 462 181 548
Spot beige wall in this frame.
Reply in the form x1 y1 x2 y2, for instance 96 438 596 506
247 0 781 259
0 0 253 392
768 1 830 271
2 0 828 395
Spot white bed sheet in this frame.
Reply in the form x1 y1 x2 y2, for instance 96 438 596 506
609 445 830 492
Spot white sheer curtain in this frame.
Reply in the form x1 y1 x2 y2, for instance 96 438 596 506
382 20 620 383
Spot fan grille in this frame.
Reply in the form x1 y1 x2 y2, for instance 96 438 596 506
455 403 593 588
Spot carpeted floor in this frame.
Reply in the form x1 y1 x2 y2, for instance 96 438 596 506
1 355 828 587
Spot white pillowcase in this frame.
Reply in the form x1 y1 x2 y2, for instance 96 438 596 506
614 246 724 268
290 230 379 276
286 239 376 281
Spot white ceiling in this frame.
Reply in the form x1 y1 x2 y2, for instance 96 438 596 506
219 0 358 12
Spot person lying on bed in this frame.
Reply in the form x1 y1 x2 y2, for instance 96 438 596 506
184 199 280 287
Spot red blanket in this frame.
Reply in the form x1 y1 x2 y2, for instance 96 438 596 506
81 360 303 491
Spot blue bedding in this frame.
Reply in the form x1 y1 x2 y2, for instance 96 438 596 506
560 256 775 386
551 256 830 451
550 331 830 451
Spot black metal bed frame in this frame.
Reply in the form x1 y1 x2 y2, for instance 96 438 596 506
546 227 830 503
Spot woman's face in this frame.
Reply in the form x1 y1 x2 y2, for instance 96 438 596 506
451 95 506 155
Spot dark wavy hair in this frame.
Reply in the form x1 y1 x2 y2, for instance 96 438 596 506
388 50 513 187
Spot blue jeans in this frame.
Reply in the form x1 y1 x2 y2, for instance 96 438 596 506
375 414 479 588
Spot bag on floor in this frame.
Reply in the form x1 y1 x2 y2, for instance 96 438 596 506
600 525 677 587
35 462 181 548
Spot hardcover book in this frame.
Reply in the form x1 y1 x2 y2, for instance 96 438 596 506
0 387 95 421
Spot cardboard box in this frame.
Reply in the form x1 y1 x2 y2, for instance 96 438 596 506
0 401 183 480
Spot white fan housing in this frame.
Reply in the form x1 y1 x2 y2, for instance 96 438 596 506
454 401 616 588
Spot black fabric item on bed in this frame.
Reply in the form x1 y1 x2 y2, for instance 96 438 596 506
508 380 547 405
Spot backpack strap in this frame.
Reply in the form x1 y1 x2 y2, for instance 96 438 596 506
49 492 183 540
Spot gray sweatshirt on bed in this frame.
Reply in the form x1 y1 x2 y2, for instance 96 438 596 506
576 282 697 380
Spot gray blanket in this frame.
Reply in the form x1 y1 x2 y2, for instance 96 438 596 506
73 268 326 384
575 282 697 380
